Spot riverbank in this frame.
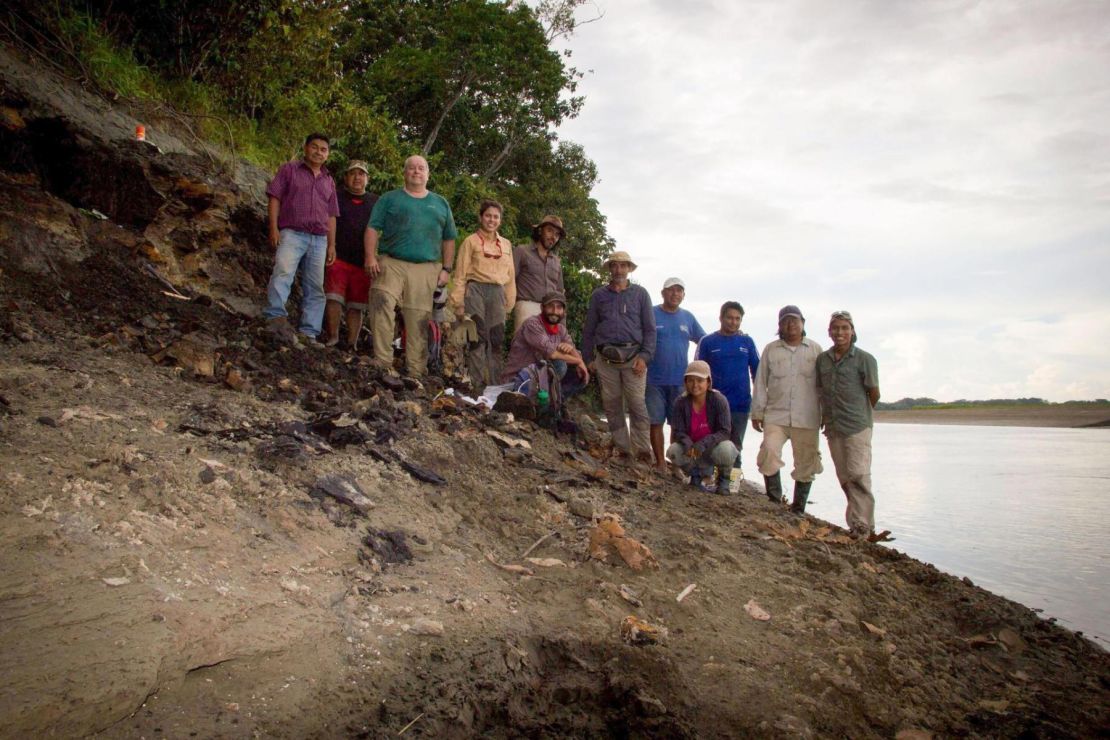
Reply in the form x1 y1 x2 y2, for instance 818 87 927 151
1 50 1107 736
876 406 1110 428
2 334 1108 737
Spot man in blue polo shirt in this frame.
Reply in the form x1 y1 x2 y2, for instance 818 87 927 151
696 301 759 488
646 277 706 470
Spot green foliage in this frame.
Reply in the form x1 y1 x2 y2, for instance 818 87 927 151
52 10 157 100
8 0 613 325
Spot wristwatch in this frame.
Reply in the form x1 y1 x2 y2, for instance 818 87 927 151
441 265 452 274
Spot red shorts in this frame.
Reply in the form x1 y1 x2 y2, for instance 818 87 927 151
324 259 371 310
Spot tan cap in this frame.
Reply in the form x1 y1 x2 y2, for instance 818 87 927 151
345 160 370 174
602 251 638 271
684 360 711 380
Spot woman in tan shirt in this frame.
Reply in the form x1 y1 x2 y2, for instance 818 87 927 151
450 200 516 386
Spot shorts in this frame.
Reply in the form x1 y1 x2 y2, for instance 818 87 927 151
645 384 684 425
324 259 370 310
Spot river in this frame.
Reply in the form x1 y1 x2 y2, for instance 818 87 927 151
760 423 1109 648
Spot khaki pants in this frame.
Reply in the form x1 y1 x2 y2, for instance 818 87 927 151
596 358 650 456
827 427 875 533
512 300 541 335
370 255 439 377
756 423 823 482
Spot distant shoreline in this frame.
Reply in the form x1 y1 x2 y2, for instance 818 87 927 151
876 407 1110 428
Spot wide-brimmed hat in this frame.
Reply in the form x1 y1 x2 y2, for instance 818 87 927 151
345 160 369 174
531 215 566 240
541 291 567 307
602 251 638 271
684 360 712 380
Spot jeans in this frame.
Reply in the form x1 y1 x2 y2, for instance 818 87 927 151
666 440 740 474
263 228 327 336
645 384 683 425
729 411 750 468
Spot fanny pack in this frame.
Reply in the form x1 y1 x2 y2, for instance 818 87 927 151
597 343 640 364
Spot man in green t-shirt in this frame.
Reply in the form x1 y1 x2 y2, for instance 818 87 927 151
816 310 881 538
364 155 458 377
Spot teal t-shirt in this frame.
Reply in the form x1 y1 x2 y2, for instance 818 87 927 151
369 189 458 263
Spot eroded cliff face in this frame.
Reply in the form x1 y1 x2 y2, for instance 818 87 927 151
1 44 1108 739
0 46 270 317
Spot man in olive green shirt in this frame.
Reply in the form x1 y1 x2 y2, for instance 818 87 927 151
816 310 880 538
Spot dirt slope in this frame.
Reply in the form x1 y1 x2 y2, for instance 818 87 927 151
1 43 1107 739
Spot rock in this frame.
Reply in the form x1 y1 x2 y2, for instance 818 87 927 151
198 466 217 484
410 618 444 636
36 415 57 427
224 366 251 392
567 498 594 519
493 391 535 420
310 474 374 514
102 577 130 587
620 615 667 646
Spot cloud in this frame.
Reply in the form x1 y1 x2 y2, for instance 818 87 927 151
557 0 1110 400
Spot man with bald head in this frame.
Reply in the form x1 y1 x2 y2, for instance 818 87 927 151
364 155 458 377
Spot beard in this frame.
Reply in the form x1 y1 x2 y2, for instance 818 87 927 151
543 312 563 325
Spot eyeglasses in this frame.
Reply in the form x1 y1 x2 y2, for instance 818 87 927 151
831 310 853 321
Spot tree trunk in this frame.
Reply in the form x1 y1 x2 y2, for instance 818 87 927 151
422 70 476 155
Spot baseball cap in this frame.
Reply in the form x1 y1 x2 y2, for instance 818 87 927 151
662 277 685 290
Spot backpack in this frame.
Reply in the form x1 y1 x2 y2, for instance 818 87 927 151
513 361 563 424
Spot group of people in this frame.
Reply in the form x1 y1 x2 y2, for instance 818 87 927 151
260 133 882 539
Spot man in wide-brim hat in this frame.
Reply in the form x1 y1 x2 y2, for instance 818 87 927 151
581 250 656 463
511 214 566 334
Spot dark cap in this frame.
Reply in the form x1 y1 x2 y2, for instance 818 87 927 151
778 305 805 322
540 291 567 307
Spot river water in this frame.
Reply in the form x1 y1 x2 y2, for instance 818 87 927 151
758 423 1110 648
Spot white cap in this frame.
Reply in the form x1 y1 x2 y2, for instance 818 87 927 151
662 277 685 290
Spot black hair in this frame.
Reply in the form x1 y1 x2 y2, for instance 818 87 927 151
304 133 330 147
719 301 745 319
479 199 503 217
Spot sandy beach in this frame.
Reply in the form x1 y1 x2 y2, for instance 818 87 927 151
876 406 1110 428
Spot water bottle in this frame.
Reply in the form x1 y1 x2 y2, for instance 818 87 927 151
537 389 550 409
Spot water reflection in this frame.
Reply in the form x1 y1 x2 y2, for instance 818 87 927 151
761 423 1110 648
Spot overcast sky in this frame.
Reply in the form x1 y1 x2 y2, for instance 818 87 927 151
554 0 1110 402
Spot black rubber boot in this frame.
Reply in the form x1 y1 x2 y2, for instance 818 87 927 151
689 471 703 491
715 467 732 495
790 481 812 514
763 472 783 503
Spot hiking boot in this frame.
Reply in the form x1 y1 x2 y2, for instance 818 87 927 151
688 471 703 490
714 466 732 495
790 481 812 514
763 472 783 503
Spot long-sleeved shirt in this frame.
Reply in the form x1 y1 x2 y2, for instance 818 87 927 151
512 242 564 302
817 345 879 436
581 283 656 365
500 315 572 382
267 161 340 235
671 390 732 454
450 231 515 310
751 337 823 429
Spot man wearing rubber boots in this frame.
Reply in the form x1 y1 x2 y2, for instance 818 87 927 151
751 305 823 511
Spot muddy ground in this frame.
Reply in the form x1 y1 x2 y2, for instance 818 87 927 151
1 43 1108 739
